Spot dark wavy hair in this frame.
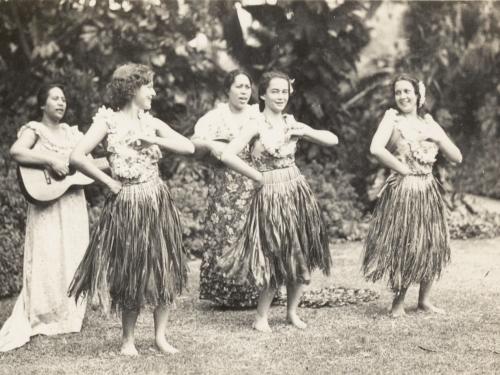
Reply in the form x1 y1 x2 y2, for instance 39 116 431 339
107 63 154 110
258 70 292 111
392 74 426 116
223 69 253 94
37 83 66 112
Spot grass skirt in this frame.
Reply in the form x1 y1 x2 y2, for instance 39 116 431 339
362 174 450 290
68 178 187 312
218 165 331 289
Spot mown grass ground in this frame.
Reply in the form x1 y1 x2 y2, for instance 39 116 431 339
1 238 499 375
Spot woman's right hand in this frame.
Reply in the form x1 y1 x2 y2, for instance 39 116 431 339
48 157 70 177
209 141 227 160
107 179 122 195
399 165 412 176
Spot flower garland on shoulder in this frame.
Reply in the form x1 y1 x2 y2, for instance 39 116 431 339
258 114 300 158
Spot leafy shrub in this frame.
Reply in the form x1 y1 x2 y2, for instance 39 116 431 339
0 154 26 298
165 159 209 258
454 137 500 199
299 159 368 241
448 209 500 240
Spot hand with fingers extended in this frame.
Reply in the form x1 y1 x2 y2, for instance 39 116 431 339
209 140 228 161
287 127 306 140
423 127 444 145
126 134 162 159
127 134 157 149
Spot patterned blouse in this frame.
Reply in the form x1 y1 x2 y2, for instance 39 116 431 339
385 108 440 175
92 106 161 184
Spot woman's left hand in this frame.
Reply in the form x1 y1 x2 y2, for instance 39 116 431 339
423 126 444 145
288 128 306 139
133 135 157 148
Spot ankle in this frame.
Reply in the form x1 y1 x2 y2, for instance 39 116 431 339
122 336 135 344
255 311 268 320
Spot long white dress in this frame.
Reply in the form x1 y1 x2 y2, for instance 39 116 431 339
0 122 88 352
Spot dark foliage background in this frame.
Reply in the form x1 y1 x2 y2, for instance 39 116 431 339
1 0 499 297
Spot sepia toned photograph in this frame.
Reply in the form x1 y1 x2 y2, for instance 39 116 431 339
0 0 499 373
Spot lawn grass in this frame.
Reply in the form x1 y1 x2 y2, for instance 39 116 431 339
0 238 499 374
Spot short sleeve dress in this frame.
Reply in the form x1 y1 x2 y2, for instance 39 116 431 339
0 122 88 352
193 103 261 307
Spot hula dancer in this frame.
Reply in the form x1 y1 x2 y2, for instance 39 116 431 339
363 75 462 317
218 71 338 332
68 63 194 355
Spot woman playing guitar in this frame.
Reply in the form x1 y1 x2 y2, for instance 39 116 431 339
0 83 103 351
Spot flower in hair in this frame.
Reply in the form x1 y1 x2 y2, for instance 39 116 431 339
418 81 426 108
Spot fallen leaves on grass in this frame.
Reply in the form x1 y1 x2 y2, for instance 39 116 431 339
417 345 439 353
275 286 379 308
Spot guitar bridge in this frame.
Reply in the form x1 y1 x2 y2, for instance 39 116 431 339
43 169 52 184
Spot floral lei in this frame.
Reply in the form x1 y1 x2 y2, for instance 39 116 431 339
258 114 301 158
391 110 438 165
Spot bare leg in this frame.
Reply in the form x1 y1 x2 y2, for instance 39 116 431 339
154 305 179 354
418 280 445 314
121 308 139 355
253 287 276 332
390 287 407 318
286 282 307 329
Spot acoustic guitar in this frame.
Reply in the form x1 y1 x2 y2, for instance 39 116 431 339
17 158 107 205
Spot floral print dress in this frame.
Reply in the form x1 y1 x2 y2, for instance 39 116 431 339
193 103 261 307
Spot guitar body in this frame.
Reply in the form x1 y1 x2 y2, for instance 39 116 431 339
17 165 94 205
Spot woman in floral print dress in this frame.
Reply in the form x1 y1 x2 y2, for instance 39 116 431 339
192 70 261 307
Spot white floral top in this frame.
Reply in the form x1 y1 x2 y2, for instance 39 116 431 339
193 103 260 144
385 108 440 175
18 121 83 159
251 113 306 172
93 106 161 183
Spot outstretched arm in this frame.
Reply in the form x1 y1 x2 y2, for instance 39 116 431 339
290 123 338 146
70 120 121 194
141 119 194 155
191 138 212 157
219 126 262 183
370 111 411 175
191 138 229 160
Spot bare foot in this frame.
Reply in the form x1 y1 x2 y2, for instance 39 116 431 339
287 313 307 329
417 302 445 314
155 336 179 355
120 341 139 356
390 301 406 318
252 315 272 333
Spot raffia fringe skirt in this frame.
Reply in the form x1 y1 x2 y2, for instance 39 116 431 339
362 174 450 290
68 178 187 312
218 165 331 289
